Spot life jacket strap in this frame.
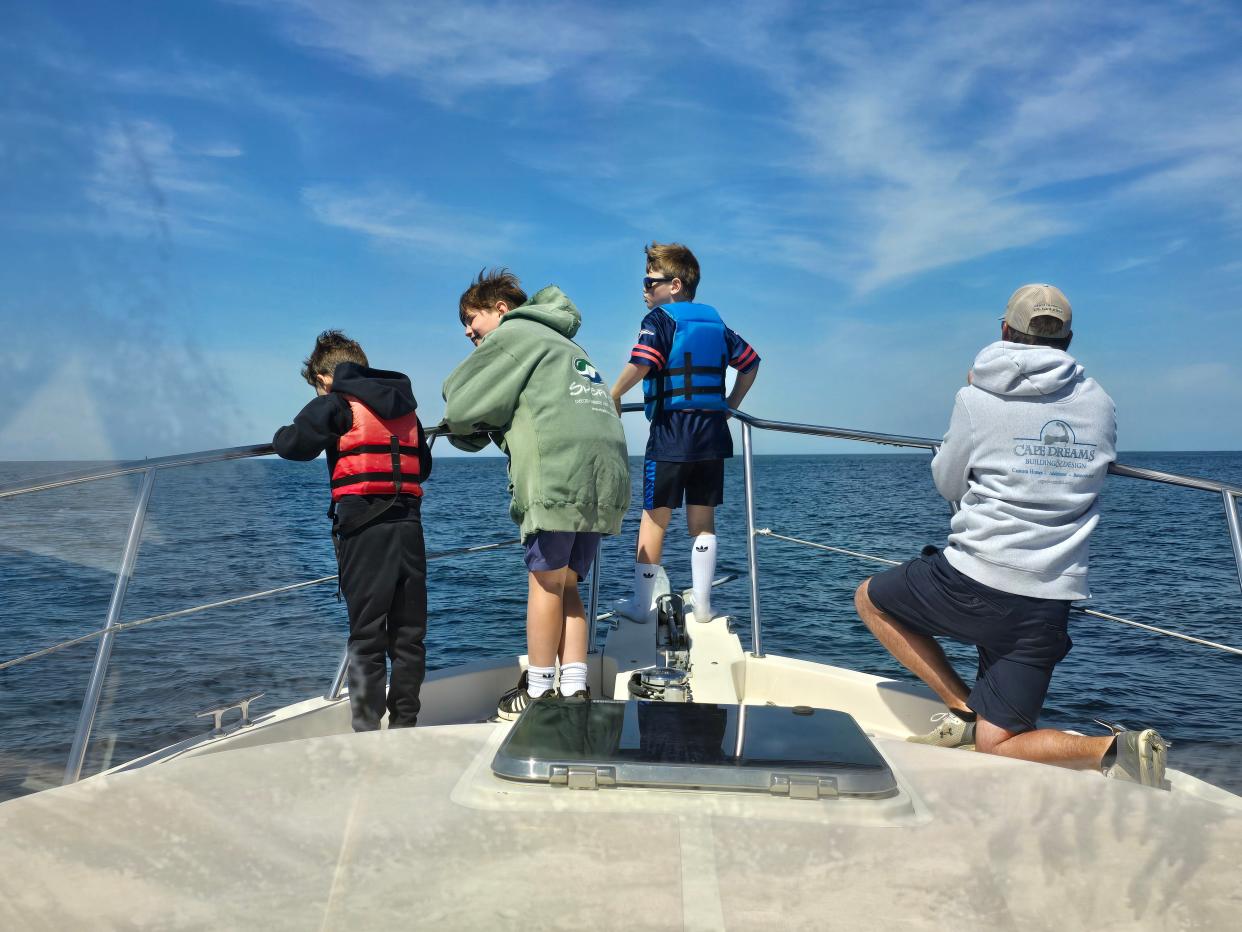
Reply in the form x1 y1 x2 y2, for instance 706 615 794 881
390 434 403 495
337 443 420 457
656 351 727 404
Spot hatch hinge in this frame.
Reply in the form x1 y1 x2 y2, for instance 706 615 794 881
769 774 839 800
549 765 617 790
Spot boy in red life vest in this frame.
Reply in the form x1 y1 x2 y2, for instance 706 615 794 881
273 330 432 732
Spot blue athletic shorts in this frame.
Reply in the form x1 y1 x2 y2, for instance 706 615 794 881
866 550 1072 733
523 531 601 579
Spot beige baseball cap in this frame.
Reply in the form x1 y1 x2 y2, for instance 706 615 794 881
1002 283 1072 338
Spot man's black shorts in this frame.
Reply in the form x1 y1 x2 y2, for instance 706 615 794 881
643 458 724 510
866 550 1072 733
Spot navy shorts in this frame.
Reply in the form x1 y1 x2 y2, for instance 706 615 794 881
643 458 724 510
866 550 1072 733
523 531 601 579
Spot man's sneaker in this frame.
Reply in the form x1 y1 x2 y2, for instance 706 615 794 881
614 595 656 624
491 672 558 722
564 686 591 701
907 711 976 749
1104 728 1169 789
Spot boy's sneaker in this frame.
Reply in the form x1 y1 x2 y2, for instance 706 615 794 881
491 671 559 722
907 711 976 749
1104 728 1169 790
564 686 591 701
614 595 656 624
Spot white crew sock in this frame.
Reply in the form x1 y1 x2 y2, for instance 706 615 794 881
526 664 556 697
633 562 660 614
691 534 717 621
559 661 588 697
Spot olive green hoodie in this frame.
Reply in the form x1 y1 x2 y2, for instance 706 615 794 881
441 286 630 541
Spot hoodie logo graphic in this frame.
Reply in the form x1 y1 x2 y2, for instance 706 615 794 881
574 357 603 384
1041 421 1072 445
1012 420 1097 469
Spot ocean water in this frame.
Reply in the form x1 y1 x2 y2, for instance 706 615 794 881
1 451 1240 801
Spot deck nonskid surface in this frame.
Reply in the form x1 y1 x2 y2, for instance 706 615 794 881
1 722 1239 930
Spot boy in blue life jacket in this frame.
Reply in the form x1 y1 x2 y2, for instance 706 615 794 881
273 330 432 733
609 242 760 623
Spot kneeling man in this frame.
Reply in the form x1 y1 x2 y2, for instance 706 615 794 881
854 284 1168 788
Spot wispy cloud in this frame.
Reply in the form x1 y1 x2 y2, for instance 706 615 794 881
303 183 527 256
85 119 246 244
243 0 642 103
1107 238 1187 274
377 1 1241 295
105 60 321 126
735 2 1242 291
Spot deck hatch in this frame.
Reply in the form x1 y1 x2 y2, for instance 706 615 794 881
492 700 898 799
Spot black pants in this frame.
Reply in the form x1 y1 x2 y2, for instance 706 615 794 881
336 508 427 732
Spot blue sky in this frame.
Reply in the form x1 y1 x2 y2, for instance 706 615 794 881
2 0 1240 460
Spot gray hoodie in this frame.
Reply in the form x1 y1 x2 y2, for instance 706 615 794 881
931 341 1117 600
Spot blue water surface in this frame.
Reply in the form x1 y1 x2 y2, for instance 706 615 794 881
1 451 1240 800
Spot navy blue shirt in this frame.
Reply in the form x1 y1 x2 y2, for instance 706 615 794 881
630 306 760 462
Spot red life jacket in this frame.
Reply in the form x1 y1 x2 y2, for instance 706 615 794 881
330 396 423 501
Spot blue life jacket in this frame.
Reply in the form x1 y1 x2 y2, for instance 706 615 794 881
643 302 729 420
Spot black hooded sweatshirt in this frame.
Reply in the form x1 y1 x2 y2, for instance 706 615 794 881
273 362 432 524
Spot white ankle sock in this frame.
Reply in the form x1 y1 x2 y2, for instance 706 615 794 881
526 665 556 697
559 661 588 696
633 562 659 613
691 534 717 620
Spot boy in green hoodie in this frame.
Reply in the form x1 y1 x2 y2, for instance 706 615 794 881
442 269 630 719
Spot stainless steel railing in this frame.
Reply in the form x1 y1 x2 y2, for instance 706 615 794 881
720 408 1242 660
0 431 600 783
2 446 274 785
3 410 1241 783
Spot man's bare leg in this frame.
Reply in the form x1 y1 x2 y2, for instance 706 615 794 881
856 578 1115 769
976 719 1114 769
854 578 973 713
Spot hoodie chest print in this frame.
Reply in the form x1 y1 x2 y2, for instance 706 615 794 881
569 356 612 410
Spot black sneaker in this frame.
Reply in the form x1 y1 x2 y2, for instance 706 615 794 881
492 672 558 722
564 686 591 701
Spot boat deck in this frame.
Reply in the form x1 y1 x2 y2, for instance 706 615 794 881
2 720 1239 930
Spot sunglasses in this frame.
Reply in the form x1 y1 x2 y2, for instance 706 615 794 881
642 276 677 291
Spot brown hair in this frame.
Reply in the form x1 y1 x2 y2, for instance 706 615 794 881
458 267 528 325
1006 316 1072 351
301 329 368 388
644 242 700 299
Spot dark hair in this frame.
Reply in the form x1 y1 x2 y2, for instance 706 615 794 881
644 242 700 299
1006 315 1072 351
301 329 368 388
458 267 527 325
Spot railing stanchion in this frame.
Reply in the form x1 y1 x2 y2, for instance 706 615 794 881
326 650 349 701
64 468 157 785
1223 490 1242 598
741 420 764 658
587 539 602 654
